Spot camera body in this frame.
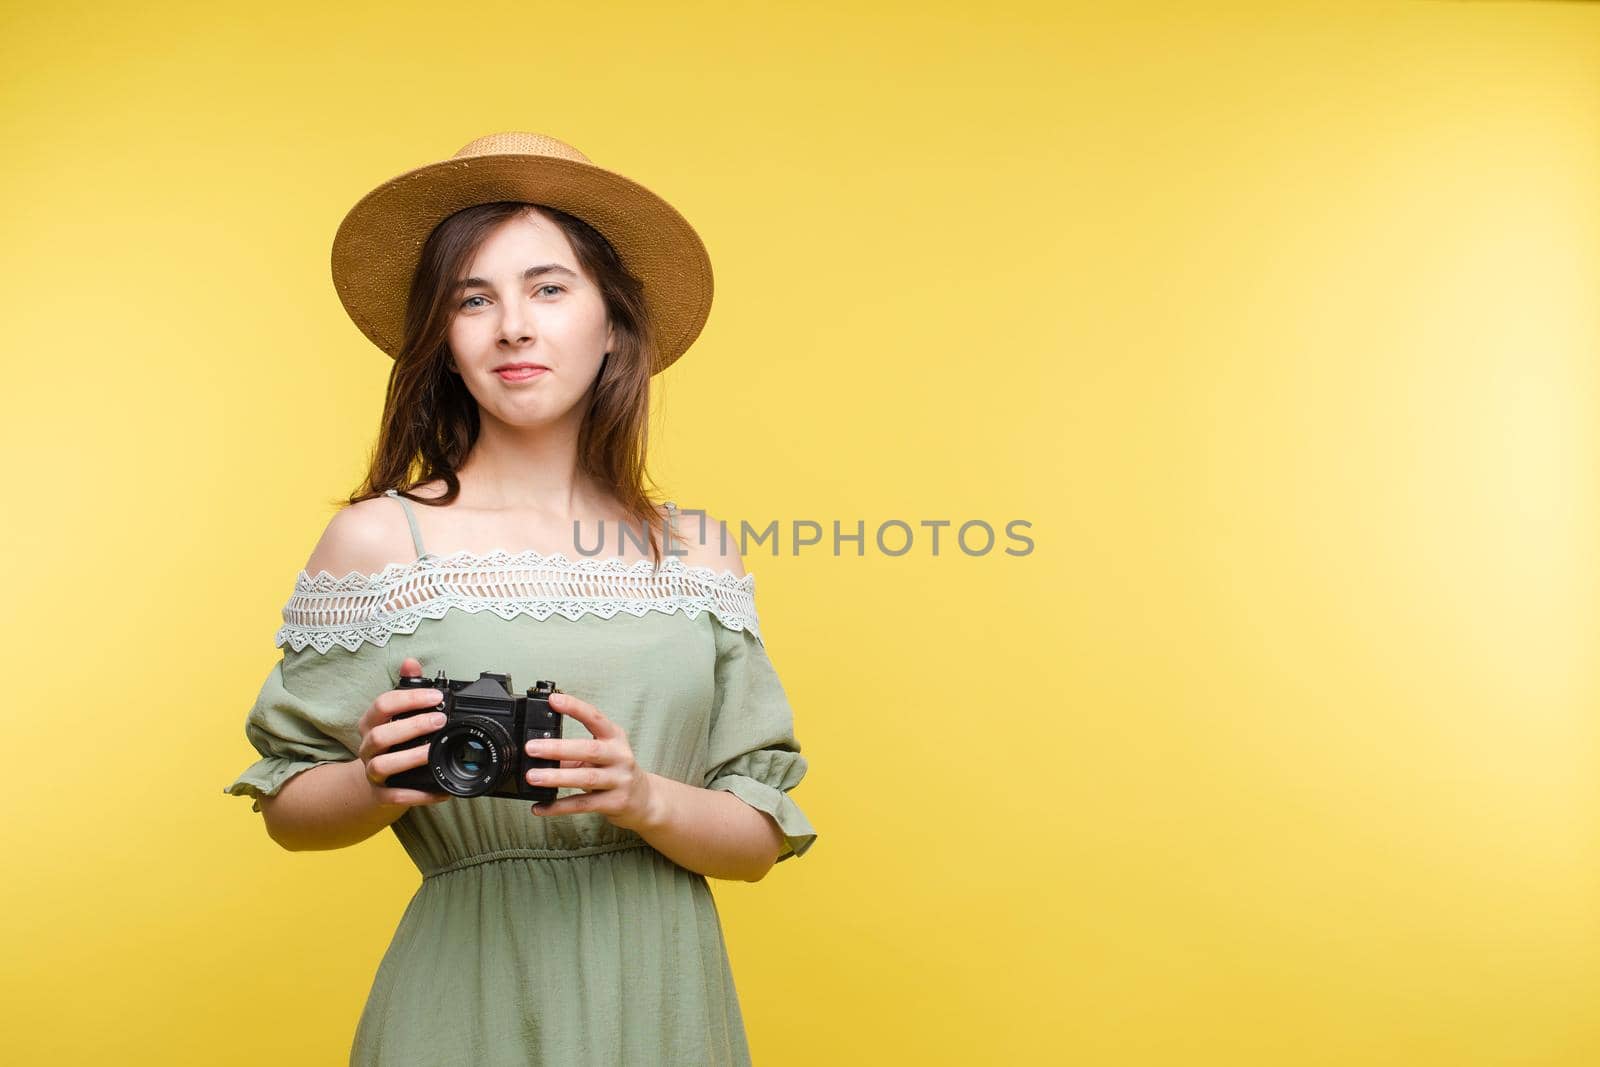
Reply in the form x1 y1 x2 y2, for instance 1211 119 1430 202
384 671 565 802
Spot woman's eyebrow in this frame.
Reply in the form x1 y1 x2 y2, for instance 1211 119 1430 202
453 264 579 292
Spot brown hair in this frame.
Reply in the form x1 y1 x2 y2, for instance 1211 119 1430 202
337 201 669 566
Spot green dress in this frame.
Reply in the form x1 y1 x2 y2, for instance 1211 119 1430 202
222 493 818 1066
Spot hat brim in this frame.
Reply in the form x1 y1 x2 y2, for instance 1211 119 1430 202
330 154 713 373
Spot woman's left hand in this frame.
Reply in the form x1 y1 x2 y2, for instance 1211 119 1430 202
523 691 661 832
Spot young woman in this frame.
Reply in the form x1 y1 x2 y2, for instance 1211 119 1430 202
223 131 818 1066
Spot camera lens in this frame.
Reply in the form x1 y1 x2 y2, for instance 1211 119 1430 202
447 736 491 777
427 717 512 797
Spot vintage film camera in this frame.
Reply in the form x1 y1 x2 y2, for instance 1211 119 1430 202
384 671 565 802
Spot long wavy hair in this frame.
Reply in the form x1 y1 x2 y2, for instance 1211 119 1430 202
338 201 669 566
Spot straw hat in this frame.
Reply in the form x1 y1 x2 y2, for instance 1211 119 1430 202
330 131 714 373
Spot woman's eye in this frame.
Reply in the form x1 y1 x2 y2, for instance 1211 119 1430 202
460 286 560 309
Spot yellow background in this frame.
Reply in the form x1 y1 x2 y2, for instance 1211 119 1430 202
2 0 1596 1063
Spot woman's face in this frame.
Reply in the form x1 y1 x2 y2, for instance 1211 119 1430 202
446 210 615 428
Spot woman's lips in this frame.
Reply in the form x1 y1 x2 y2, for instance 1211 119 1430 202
495 366 549 382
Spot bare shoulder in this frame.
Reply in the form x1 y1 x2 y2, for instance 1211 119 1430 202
666 504 746 578
302 494 419 578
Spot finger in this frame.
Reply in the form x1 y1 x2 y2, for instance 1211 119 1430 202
524 737 610 764
361 717 434 763
375 687 446 723
359 680 438 733
532 792 594 817
398 657 425 679
365 740 433 779
547 692 618 740
525 766 613 789
374 786 449 806
372 708 447 752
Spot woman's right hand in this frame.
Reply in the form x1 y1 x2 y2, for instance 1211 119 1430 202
357 657 454 808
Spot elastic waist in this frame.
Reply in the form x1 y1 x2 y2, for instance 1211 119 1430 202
420 840 653 879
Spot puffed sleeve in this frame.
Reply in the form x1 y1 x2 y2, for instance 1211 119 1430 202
222 641 389 813
702 618 818 862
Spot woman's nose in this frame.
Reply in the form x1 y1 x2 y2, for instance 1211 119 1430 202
498 300 534 344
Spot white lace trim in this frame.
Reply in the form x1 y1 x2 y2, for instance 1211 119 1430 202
275 550 761 654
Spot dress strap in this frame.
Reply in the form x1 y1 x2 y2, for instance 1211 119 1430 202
383 488 428 559
663 500 679 552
